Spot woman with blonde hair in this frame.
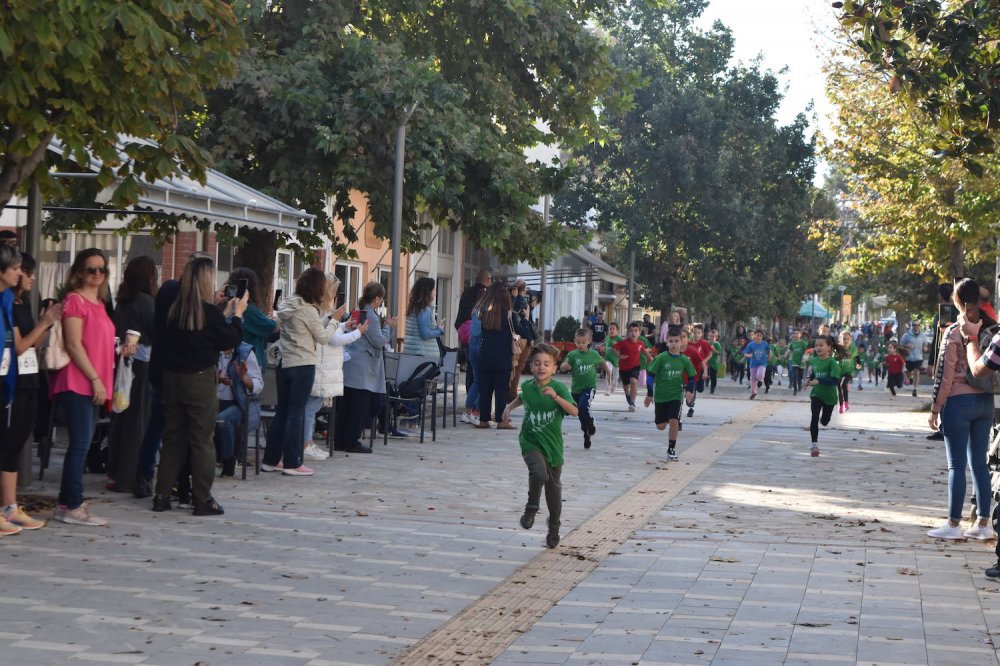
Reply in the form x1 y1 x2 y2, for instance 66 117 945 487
51 248 116 526
153 254 245 516
301 272 366 460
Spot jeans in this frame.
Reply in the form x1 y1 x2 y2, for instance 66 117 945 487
572 388 596 434
137 385 164 482
263 364 316 469
303 394 324 443
57 391 99 510
214 401 242 461
940 392 994 521
477 366 509 423
465 340 480 410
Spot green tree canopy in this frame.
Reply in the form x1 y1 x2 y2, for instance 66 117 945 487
554 0 832 323
196 0 627 267
835 0 1000 164
0 1 243 212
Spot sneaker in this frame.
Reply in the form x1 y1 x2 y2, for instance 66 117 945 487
133 478 153 499
0 518 22 536
546 518 560 548
192 498 225 516
588 424 596 436
520 510 536 530
583 433 592 449
152 495 172 512
687 407 694 418
927 522 964 540
926 431 944 441
282 465 314 476
810 445 820 457
964 524 997 541
53 502 107 527
460 413 475 425
844 401 850 411
260 462 284 472
220 458 237 477
757 381 763 388
667 448 678 461
749 393 756 400
678 421 683 431
303 444 329 460
986 561 1000 580
838 404 844 414
912 389 918 397
628 404 636 412
3 506 44 530
174 493 194 509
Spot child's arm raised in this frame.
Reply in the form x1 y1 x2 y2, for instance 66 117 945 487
559 360 572 373
542 385 579 416
501 396 524 425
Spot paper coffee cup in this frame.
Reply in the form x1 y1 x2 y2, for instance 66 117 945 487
126 329 141 345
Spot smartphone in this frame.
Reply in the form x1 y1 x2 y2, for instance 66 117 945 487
224 284 237 299
937 303 958 326
236 278 249 299
272 288 283 310
350 309 367 326
965 301 981 324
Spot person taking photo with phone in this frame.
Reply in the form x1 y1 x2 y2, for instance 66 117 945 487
225 268 278 370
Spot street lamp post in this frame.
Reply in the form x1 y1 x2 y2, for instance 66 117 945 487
838 285 846 324
389 102 419 320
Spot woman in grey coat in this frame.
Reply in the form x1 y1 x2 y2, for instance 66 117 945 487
335 281 398 453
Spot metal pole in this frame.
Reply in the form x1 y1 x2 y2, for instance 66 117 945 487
17 184 43 489
538 195 549 338
389 102 418 320
627 248 635 325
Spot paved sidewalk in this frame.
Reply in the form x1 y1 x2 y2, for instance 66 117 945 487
3 376 998 665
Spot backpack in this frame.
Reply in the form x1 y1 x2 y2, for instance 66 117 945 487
965 322 1000 394
397 361 440 400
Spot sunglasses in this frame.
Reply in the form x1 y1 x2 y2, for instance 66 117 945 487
86 266 109 275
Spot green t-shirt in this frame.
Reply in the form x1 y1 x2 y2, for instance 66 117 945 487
808 355 843 406
775 344 789 364
708 341 723 369
603 335 623 366
638 336 652 370
788 339 808 365
564 349 604 393
518 378 573 467
647 352 697 403
838 342 857 375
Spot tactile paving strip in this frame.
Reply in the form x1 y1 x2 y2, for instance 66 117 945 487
396 401 783 665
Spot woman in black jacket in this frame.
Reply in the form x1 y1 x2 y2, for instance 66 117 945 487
476 281 531 430
152 254 246 516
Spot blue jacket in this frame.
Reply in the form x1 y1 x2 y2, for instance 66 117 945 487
0 289 15 404
227 342 261 433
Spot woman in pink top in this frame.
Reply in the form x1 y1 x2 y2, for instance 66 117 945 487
926 278 997 541
51 249 116 527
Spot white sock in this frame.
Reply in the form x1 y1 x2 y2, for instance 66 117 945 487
2 503 15 515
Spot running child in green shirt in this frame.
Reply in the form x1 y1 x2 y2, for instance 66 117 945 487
643 326 696 461
601 322 623 395
503 343 578 549
560 329 604 449
787 329 808 395
804 335 844 457
707 328 723 394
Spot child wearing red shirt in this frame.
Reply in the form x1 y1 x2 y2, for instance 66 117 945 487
613 322 652 412
885 341 906 399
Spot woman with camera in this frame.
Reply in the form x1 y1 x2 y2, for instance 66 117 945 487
927 277 997 541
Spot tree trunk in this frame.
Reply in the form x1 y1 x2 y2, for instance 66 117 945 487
0 129 54 212
658 276 673 324
234 228 278 311
948 238 964 280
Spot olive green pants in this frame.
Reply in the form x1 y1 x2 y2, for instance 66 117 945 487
155 368 219 505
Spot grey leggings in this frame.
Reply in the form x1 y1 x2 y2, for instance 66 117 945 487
523 449 562 529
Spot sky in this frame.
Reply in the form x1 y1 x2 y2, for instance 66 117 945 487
698 0 842 176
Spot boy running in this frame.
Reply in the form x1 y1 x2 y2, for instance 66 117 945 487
788 329 807 395
644 326 696 461
885 342 906 399
682 325 712 417
613 322 653 412
560 329 604 449
707 328 723 394
503 344 578 549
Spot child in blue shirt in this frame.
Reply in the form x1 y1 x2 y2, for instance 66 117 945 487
743 330 770 399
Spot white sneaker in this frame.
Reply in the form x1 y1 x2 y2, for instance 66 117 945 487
303 444 329 461
927 522 965 540
963 524 997 541
53 502 107 527
460 413 474 424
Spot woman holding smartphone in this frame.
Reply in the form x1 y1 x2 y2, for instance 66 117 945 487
225 268 278 370
927 278 997 541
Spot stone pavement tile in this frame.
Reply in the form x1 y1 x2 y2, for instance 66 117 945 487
640 636 718 663
492 646 576 665
856 634 928 664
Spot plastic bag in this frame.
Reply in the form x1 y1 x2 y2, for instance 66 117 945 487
112 356 133 413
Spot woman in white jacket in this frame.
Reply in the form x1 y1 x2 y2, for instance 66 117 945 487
302 274 367 461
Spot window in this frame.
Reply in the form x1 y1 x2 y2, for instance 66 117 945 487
334 261 362 310
436 276 451 336
437 227 455 256
273 250 294 308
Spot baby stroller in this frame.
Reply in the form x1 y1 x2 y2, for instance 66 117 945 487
969 424 1000 528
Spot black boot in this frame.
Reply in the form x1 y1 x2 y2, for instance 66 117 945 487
152 495 172 512
133 478 153 499
193 497 225 516
221 458 236 477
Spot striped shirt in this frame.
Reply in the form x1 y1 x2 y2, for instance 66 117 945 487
982 331 1000 370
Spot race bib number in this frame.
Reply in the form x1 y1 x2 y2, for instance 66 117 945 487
17 348 38 375
0 347 9 375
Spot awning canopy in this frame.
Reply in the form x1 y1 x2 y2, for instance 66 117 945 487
568 247 627 286
48 137 314 234
798 300 830 318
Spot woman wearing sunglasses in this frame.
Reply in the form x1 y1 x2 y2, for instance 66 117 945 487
50 248 116 527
